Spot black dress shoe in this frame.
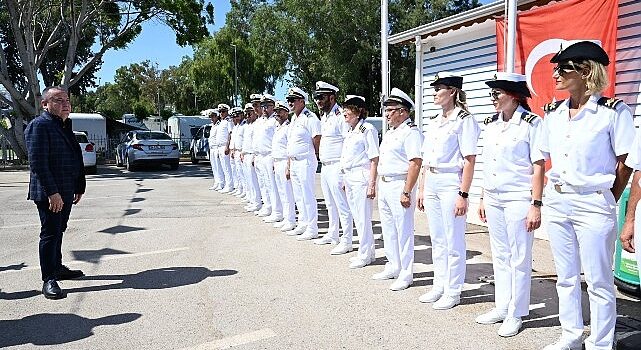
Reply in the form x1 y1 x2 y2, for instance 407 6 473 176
56 265 84 280
42 279 65 300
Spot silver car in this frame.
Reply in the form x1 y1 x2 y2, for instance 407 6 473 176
116 130 180 171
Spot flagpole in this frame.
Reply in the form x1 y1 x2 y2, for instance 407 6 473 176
381 0 389 135
506 0 517 73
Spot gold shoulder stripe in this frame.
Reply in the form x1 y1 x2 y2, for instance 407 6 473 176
484 114 498 125
457 110 471 119
521 112 539 124
543 100 564 113
597 96 623 109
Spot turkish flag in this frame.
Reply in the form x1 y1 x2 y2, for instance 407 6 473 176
496 0 618 114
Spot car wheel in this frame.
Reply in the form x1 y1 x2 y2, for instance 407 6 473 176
190 151 199 164
170 161 179 170
86 165 97 175
126 156 136 172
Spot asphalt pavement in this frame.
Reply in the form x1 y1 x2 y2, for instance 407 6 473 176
1 164 640 349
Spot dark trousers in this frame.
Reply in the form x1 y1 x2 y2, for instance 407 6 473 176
35 195 73 281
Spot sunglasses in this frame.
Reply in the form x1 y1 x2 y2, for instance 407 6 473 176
313 94 328 101
433 86 450 92
489 90 502 99
553 63 579 76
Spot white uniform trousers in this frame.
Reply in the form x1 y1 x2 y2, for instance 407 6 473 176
212 146 224 188
258 155 282 217
274 159 296 225
344 167 375 261
209 147 220 187
233 151 245 193
483 190 533 318
290 156 318 235
544 185 617 350
254 154 271 210
320 162 354 243
218 147 234 190
243 154 261 207
378 177 415 284
423 171 466 297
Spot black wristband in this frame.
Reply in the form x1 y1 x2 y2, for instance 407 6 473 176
532 200 543 208
458 190 469 199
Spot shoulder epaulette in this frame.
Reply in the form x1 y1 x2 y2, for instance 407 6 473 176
484 113 498 125
457 110 471 119
359 124 367 133
521 111 539 124
597 96 623 110
405 119 417 128
334 108 341 116
303 110 311 116
429 114 438 119
543 100 564 113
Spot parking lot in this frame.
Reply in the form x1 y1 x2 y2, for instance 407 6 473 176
1 164 640 349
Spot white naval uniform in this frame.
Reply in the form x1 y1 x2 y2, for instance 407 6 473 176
242 120 261 208
231 121 246 194
287 108 321 236
540 95 634 350
377 118 423 285
341 119 379 261
272 120 296 226
254 114 282 217
421 107 480 297
208 121 221 187
625 128 641 279
481 106 543 319
320 103 354 243
216 118 234 191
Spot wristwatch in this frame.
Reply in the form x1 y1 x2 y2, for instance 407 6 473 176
532 199 543 208
458 190 469 199
402 191 411 198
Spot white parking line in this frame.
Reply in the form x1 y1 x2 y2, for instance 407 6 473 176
184 328 277 349
0 218 94 230
0 247 190 274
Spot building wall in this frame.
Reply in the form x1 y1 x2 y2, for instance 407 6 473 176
417 1 641 236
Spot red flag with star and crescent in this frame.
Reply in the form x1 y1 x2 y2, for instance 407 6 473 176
496 0 618 114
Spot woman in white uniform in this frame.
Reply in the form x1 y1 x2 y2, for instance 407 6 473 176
417 72 480 310
207 110 221 190
229 107 245 197
339 95 379 269
272 101 297 232
540 41 634 350
373 88 422 291
475 72 544 337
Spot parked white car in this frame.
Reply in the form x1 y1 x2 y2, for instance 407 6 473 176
74 131 97 174
115 130 180 171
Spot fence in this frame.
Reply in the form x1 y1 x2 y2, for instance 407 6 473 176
0 135 19 166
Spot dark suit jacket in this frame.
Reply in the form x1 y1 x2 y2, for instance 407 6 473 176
25 111 86 201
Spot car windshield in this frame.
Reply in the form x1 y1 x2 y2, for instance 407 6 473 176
136 132 171 140
75 134 89 143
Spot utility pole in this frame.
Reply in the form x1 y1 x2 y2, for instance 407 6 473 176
231 44 238 106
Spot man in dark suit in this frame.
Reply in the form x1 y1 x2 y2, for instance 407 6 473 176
25 86 86 299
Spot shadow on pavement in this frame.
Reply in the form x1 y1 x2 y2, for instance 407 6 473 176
0 312 141 347
0 262 27 272
0 289 41 300
89 164 213 181
71 248 130 263
66 267 237 294
98 225 146 235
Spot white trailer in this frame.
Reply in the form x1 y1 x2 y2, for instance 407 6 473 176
68 113 107 143
167 115 211 151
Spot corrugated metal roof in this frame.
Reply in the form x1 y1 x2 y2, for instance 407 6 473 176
388 0 555 45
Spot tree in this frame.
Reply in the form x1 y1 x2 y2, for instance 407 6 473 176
0 0 214 159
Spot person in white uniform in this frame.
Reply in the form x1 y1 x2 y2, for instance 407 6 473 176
285 87 321 240
621 128 641 288
255 94 283 222
229 107 245 197
373 88 422 291
238 103 254 200
339 95 379 268
417 72 480 310
539 41 634 350
207 110 222 190
313 81 354 255
216 104 234 193
272 101 297 232
474 72 544 337
242 99 262 212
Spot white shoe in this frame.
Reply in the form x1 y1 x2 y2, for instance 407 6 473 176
245 205 259 212
371 270 398 280
280 222 297 232
257 209 271 217
296 232 318 241
497 317 522 338
418 288 444 303
208 186 216 190
292 225 307 235
273 221 285 228
349 257 372 269
330 242 352 255
263 215 283 223
542 338 583 350
313 236 337 245
475 308 507 325
389 279 412 291
432 295 460 310
350 252 375 263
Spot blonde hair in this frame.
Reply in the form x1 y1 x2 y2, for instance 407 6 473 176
451 87 470 113
572 59 609 95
